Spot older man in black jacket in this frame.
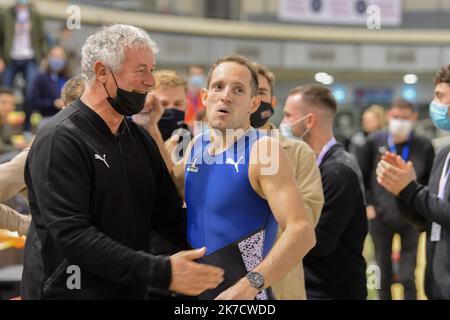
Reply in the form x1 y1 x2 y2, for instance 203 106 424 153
21 24 223 300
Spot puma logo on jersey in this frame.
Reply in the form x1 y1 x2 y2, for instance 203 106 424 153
226 156 244 173
94 154 110 168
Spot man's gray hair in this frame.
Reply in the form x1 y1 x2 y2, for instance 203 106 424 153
81 24 159 81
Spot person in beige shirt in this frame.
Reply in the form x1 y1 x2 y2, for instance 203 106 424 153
0 74 87 236
251 62 324 299
0 146 30 236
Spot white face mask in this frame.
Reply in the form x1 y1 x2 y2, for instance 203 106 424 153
279 115 310 140
388 118 414 139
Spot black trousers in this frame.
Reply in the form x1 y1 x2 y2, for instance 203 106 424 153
369 218 420 300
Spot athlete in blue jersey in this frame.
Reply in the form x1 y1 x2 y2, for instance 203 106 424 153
157 55 315 300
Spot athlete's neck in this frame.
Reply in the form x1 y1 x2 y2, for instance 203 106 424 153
209 125 251 155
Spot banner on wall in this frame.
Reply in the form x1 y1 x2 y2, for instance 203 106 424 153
278 0 402 26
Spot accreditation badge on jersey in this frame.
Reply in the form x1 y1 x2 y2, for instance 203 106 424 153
187 157 199 173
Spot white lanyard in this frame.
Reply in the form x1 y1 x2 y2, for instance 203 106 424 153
316 138 337 167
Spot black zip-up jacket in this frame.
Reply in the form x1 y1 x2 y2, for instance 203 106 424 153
21 99 188 299
303 144 368 299
358 130 435 229
397 145 450 299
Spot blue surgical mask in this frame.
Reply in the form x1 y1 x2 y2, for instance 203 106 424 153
48 58 66 72
279 122 294 138
430 100 450 131
189 75 206 89
279 115 310 140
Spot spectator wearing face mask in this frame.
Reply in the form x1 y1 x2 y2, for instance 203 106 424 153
133 70 189 141
185 65 206 128
0 0 47 131
29 45 69 126
376 65 450 300
358 98 435 300
281 84 367 300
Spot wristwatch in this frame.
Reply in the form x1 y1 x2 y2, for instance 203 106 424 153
245 271 264 292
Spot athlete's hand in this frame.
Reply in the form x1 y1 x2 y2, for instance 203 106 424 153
164 133 179 160
214 278 258 300
145 93 164 128
169 247 224 296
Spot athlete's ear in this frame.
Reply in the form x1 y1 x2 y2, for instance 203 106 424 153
201 88 208 107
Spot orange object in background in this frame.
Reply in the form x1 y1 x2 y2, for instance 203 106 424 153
0 230 25 250
185 91 204 128
6 111 25 127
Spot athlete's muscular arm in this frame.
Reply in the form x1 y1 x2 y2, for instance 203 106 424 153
215 136 316 300
171 135 202 201
171 154 187 200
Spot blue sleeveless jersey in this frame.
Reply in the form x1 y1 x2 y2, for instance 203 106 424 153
185 128 278 299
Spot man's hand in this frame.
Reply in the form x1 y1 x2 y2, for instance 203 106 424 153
19 214 32 236
0 58 5 73
366 205 377 220
132 93 164 129
376 151 417 196
214 278 258 300
169 247 224 296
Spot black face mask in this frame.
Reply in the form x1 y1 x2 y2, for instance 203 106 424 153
103 71 147 116
250 101 274 128
158 108 188 141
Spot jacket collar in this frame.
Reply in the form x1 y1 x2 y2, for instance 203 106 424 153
72 98 129 138
319 143 341 168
